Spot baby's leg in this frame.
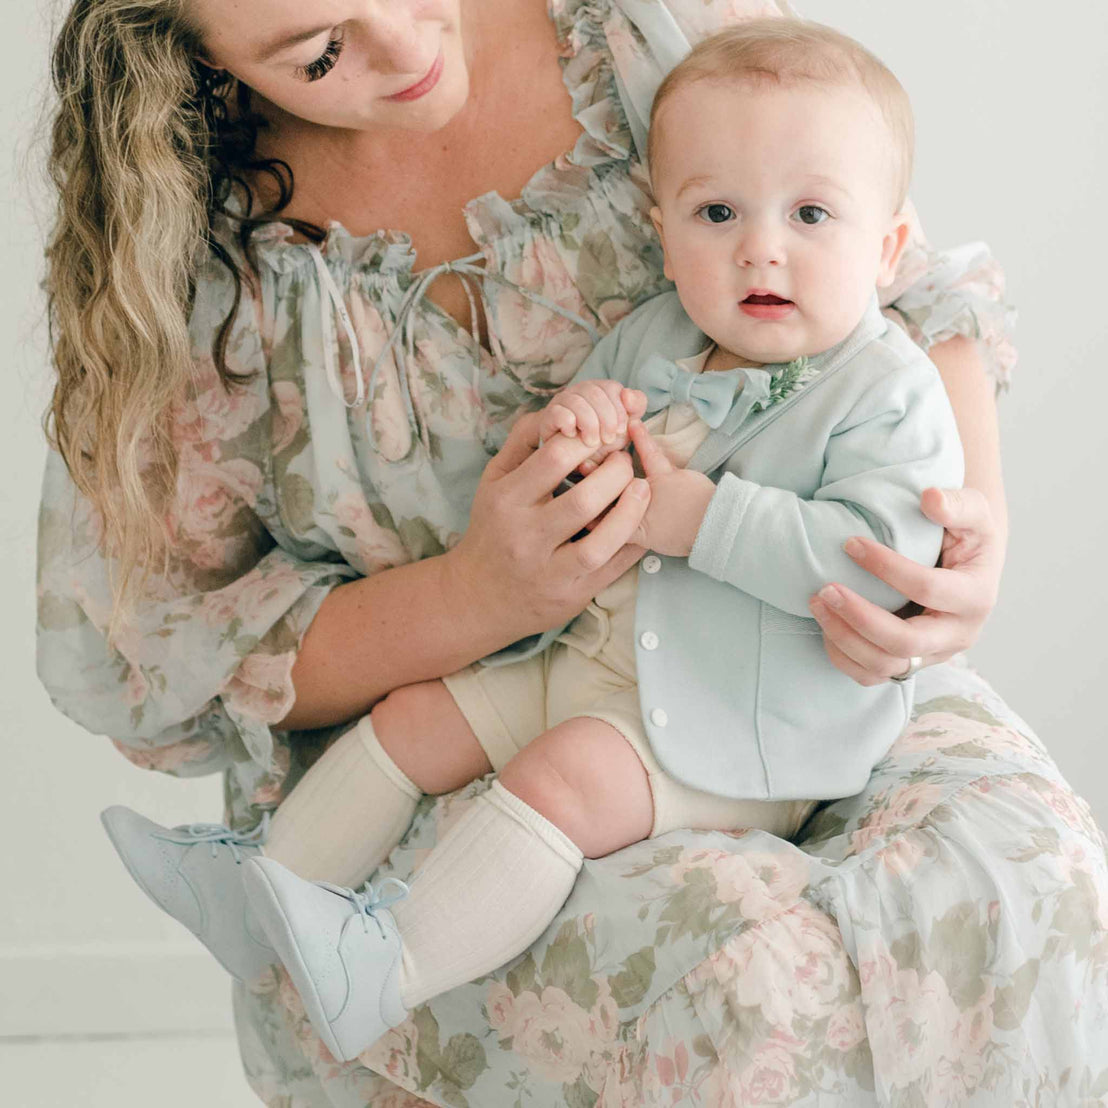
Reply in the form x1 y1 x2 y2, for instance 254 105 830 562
371 679 493 795
392 715 652 1008
266 680 491 886
498 715 653 857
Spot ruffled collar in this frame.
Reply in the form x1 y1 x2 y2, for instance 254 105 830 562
211 0 633 274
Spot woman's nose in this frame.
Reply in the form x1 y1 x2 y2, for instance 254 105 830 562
355 2 431 75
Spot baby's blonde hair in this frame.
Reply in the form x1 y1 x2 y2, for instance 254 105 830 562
648 18 914 211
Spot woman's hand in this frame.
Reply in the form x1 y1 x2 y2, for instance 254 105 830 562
807 487 1004 686
446 411 651 640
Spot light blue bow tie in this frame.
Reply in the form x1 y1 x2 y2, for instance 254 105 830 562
638 353 747 429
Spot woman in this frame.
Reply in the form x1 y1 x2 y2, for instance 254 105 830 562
41 0 1090 1104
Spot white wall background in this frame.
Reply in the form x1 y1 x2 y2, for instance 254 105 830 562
2 0 1106 1093
1 0 235 1088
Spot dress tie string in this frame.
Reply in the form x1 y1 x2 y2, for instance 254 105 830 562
309 245 602 455
309 245 366 408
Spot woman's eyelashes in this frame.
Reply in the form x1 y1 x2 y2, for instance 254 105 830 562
296 31 345 83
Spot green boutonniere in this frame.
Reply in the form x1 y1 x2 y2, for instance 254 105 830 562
751 355 819 414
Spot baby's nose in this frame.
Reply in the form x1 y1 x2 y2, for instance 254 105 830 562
735 223 785 267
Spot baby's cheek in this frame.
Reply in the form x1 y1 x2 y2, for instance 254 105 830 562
805 268 870 350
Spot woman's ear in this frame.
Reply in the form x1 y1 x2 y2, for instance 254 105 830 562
876 214 911 289
649 206 674 282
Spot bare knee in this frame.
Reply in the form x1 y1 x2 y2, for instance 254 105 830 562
499 745 586 846
371 681 491 796
499 722 653 858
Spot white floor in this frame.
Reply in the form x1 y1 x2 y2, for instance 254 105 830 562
0 1033 255 1108
1 940 261 1108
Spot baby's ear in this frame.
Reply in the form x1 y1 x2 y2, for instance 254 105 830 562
876 213 911 289
649 206 674 282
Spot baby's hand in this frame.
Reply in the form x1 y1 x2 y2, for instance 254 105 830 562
539 381 647 468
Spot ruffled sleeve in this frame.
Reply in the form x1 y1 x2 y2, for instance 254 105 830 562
35 246 358 821
880 202 1017 391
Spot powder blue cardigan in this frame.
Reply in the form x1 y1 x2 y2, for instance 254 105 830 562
486 292 964 801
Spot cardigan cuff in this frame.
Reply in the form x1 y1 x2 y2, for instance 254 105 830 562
687 471 757 582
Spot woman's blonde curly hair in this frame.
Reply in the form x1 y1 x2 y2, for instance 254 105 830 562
44 0 321 632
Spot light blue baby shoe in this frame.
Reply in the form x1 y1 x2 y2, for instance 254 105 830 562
100 806 276 981
243 857 409 1062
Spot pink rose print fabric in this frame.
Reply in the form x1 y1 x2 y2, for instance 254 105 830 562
35 2 1092 1105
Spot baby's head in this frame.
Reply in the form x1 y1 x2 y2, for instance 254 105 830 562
648 20 914 366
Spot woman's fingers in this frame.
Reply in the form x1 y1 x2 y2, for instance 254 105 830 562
816 628 890 688
828 576 976 658
812 584 939 659
510 428 609 502
920 486 993 537
809 593 930 681
555 475 649 577
843 536 986 616
547 450 637 542
809 489 1002 685
483 410 545 480
489 411 614 499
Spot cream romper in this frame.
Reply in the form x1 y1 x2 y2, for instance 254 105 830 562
443 351 818 842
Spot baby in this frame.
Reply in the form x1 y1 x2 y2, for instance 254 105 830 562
103 19 962 1062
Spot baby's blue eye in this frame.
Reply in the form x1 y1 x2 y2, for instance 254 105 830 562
794 205 830 225
699 203 735 224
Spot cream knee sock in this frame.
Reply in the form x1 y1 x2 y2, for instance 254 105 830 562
264 718 421 887
393 780 584 1009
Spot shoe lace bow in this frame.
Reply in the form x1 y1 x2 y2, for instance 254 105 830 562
153 811 271 864
318 877 410 939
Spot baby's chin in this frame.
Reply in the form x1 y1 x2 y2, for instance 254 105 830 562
715 343 810 368
732 325 861 366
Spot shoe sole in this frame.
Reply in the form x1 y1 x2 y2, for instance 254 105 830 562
242 862 353 1062
99 809 246 982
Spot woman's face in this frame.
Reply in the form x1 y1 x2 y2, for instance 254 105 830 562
189 0 468 133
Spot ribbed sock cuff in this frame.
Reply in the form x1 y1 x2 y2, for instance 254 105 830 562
486 780 584 869
356 717 422 800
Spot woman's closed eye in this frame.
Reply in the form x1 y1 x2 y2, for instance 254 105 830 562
296 30 345 82
792 204 831 226
696 202 735 225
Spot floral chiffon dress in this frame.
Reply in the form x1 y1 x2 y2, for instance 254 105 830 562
38 3 1092 1105
36 0 1014 827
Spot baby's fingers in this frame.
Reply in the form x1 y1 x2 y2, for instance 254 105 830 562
621 387 648 420
576 381 627 444
554 392 603 448
628 418 673 477
540 404 579 441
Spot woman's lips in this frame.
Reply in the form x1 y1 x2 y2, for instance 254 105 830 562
740 292 794 321
386 51 444 102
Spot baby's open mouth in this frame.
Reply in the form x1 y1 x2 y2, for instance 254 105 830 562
739 293 795 320
742 293 792 305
